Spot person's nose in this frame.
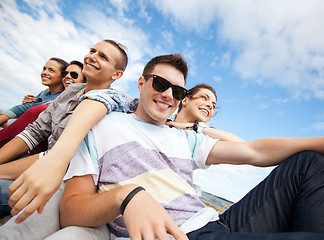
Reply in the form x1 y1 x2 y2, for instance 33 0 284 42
206 102 212 110
88 52 97 63
161 87 173 100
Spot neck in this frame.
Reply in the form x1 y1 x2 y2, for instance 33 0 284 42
49 84 64 95
174 111 192 123
84 80 113 93
133 107 167 126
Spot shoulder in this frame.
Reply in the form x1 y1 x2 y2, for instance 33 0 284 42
59 83 86 97
36 89 50 97
66 83 87 92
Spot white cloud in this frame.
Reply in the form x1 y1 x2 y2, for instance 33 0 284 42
273 98 290 105
151 0 324 100
0 0 153 109
213 76 222 82
161 31 174 46
183 41 197 76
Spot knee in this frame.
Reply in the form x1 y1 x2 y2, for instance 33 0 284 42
285 150 324 173
0 179 13 216
27 104 48 118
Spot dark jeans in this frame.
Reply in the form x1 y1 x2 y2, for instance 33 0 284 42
188 151 324 240
0 179 13 216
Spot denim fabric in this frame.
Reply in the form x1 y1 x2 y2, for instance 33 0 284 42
0 89 62 119
80 88 138 114
0 179 13 216
188 151 324 240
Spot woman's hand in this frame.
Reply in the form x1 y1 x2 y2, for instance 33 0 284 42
22 95 36 104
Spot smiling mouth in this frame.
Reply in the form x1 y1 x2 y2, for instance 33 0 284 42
42 77 50 81
86 63 99 70
200 109 209 117
155 100 170 109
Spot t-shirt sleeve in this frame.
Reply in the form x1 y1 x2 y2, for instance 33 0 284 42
187 131 219 170
63 130 99 184
79 88 138 114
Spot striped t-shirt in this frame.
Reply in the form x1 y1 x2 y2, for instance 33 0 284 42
64 112 219 239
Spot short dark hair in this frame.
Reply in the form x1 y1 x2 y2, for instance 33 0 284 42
50 57 69 72
142 53 188 83
103 39 128 72
69 60 86 83
178 83 217 112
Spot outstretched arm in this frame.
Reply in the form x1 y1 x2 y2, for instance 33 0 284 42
207 137 324 166
166 121 245 142
60 176 188 240
8 99 108 223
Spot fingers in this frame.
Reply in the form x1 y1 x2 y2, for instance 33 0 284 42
8 177 26 210
8 174 53 223
166 222 188 240
22 95 36 104
14 196 49 223
154 225 173 240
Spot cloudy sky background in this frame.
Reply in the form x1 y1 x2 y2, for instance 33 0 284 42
1 0 323 202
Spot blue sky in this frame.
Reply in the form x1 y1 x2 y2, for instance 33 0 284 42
1 0 324 202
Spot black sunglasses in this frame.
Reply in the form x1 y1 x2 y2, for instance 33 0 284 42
62 71 79 79
145 74 188 101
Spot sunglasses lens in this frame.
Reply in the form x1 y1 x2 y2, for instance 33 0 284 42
61 71 68 78
172 87 187 101
70 72 78 79
152 75 187 101
62 71 78 79
152 76 169 92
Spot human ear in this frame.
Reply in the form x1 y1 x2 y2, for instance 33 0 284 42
138 76 145 93
181 97 189 108
111 70 124 80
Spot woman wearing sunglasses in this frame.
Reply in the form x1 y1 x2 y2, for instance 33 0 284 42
0 61 86 153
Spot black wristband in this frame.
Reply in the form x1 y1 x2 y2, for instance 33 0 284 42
193 120 200 133
120 186 145 215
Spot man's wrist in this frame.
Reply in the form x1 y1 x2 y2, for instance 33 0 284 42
120 186 145 215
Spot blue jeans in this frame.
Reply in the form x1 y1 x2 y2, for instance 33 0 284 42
188 151 324 240
0 179 13 216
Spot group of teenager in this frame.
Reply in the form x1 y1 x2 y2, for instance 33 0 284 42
0 39 324 240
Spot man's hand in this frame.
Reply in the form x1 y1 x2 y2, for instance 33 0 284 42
22 94 36 104
8 154 66 223
123 190 188 240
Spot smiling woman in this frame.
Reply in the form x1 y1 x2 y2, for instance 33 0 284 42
167 83 245 142
0 60 86 154
0 58 68 128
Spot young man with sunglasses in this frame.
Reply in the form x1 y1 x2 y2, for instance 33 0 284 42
56 53 324 240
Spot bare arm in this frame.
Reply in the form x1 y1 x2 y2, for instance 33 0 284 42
0 154 38 179
8 99 108 223
60 176 187 239
202 127 245 142
166 121 244 142
207 137 324 166
0 137 30 165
